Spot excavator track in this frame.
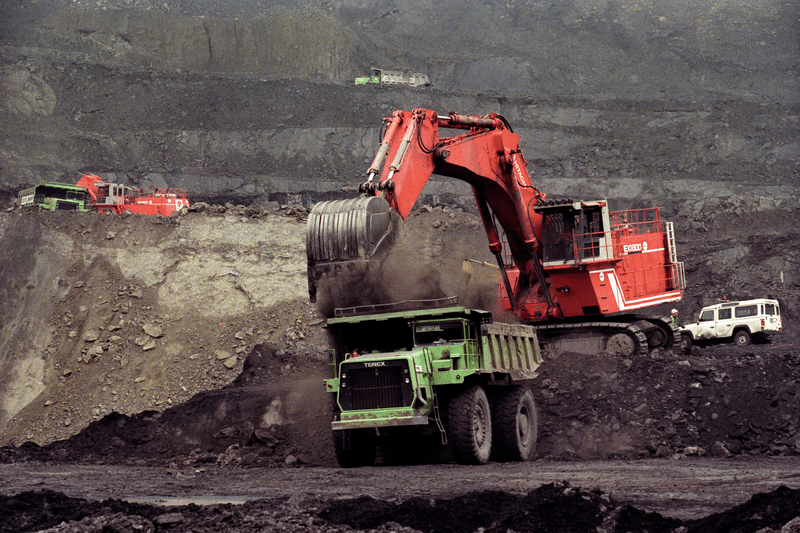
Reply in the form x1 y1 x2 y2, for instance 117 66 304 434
637 315 681 349
534 316 679 359
535 322 647 358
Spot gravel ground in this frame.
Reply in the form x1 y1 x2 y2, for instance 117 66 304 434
2 458 800 532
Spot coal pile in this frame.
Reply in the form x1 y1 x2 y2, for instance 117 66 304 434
2 483 800 533
535 344 800 460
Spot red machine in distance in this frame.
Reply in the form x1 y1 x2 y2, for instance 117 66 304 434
306 109 685 356
77 174 189 216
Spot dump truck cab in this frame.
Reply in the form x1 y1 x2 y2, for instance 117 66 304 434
326 299 491 430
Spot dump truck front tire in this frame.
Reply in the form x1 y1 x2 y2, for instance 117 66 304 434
447 385 492 465
491 386 538 462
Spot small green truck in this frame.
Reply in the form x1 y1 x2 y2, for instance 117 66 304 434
18 182 90 211
324 297 542 467
354 67 431 87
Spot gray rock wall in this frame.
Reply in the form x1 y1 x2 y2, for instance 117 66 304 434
0 0 798 215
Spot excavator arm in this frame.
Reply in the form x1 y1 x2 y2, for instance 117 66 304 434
307 108 557 317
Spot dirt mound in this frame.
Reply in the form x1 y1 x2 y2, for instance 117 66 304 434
0 206 328 449
536 343 800 459
2 484 800 533
319 484 617 533
0 341 334 467
4 342 797 469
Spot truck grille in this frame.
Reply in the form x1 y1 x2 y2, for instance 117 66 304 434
340 361 411 411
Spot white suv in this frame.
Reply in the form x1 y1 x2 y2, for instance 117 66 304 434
680 298 782 354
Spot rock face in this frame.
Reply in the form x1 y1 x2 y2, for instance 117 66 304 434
0 207 327 447
0 0 797 213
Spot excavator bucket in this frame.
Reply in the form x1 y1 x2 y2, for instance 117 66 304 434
306 196 402 303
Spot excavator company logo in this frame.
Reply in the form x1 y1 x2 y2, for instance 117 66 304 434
512 158 528 185
623 242 646 253
362 361 386 368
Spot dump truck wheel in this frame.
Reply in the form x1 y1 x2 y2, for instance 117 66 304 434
447 385 492 465
491 386 538 462
333 429 376 468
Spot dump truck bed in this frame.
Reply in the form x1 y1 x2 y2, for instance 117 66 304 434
481 322 542 381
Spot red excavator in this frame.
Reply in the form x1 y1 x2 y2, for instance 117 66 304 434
306 109 685 356
77 174 189 216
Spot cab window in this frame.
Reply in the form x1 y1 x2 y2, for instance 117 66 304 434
414 321 464 345
734 305 758 318
542 211 577 262
699 310 714 322
718 308 732 320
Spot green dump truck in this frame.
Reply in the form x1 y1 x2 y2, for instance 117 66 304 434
324 297 542 467
18 182 90 211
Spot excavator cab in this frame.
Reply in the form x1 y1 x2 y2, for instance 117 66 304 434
537 201 611 266
306 196 402 302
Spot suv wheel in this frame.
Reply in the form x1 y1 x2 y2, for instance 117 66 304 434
680 333 692 355
734 330 751 346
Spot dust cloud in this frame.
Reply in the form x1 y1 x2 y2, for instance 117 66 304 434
313 212 501 317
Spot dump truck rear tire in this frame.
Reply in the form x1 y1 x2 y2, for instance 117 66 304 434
491 386 538 462
333 429 376 468
447 385 492 465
